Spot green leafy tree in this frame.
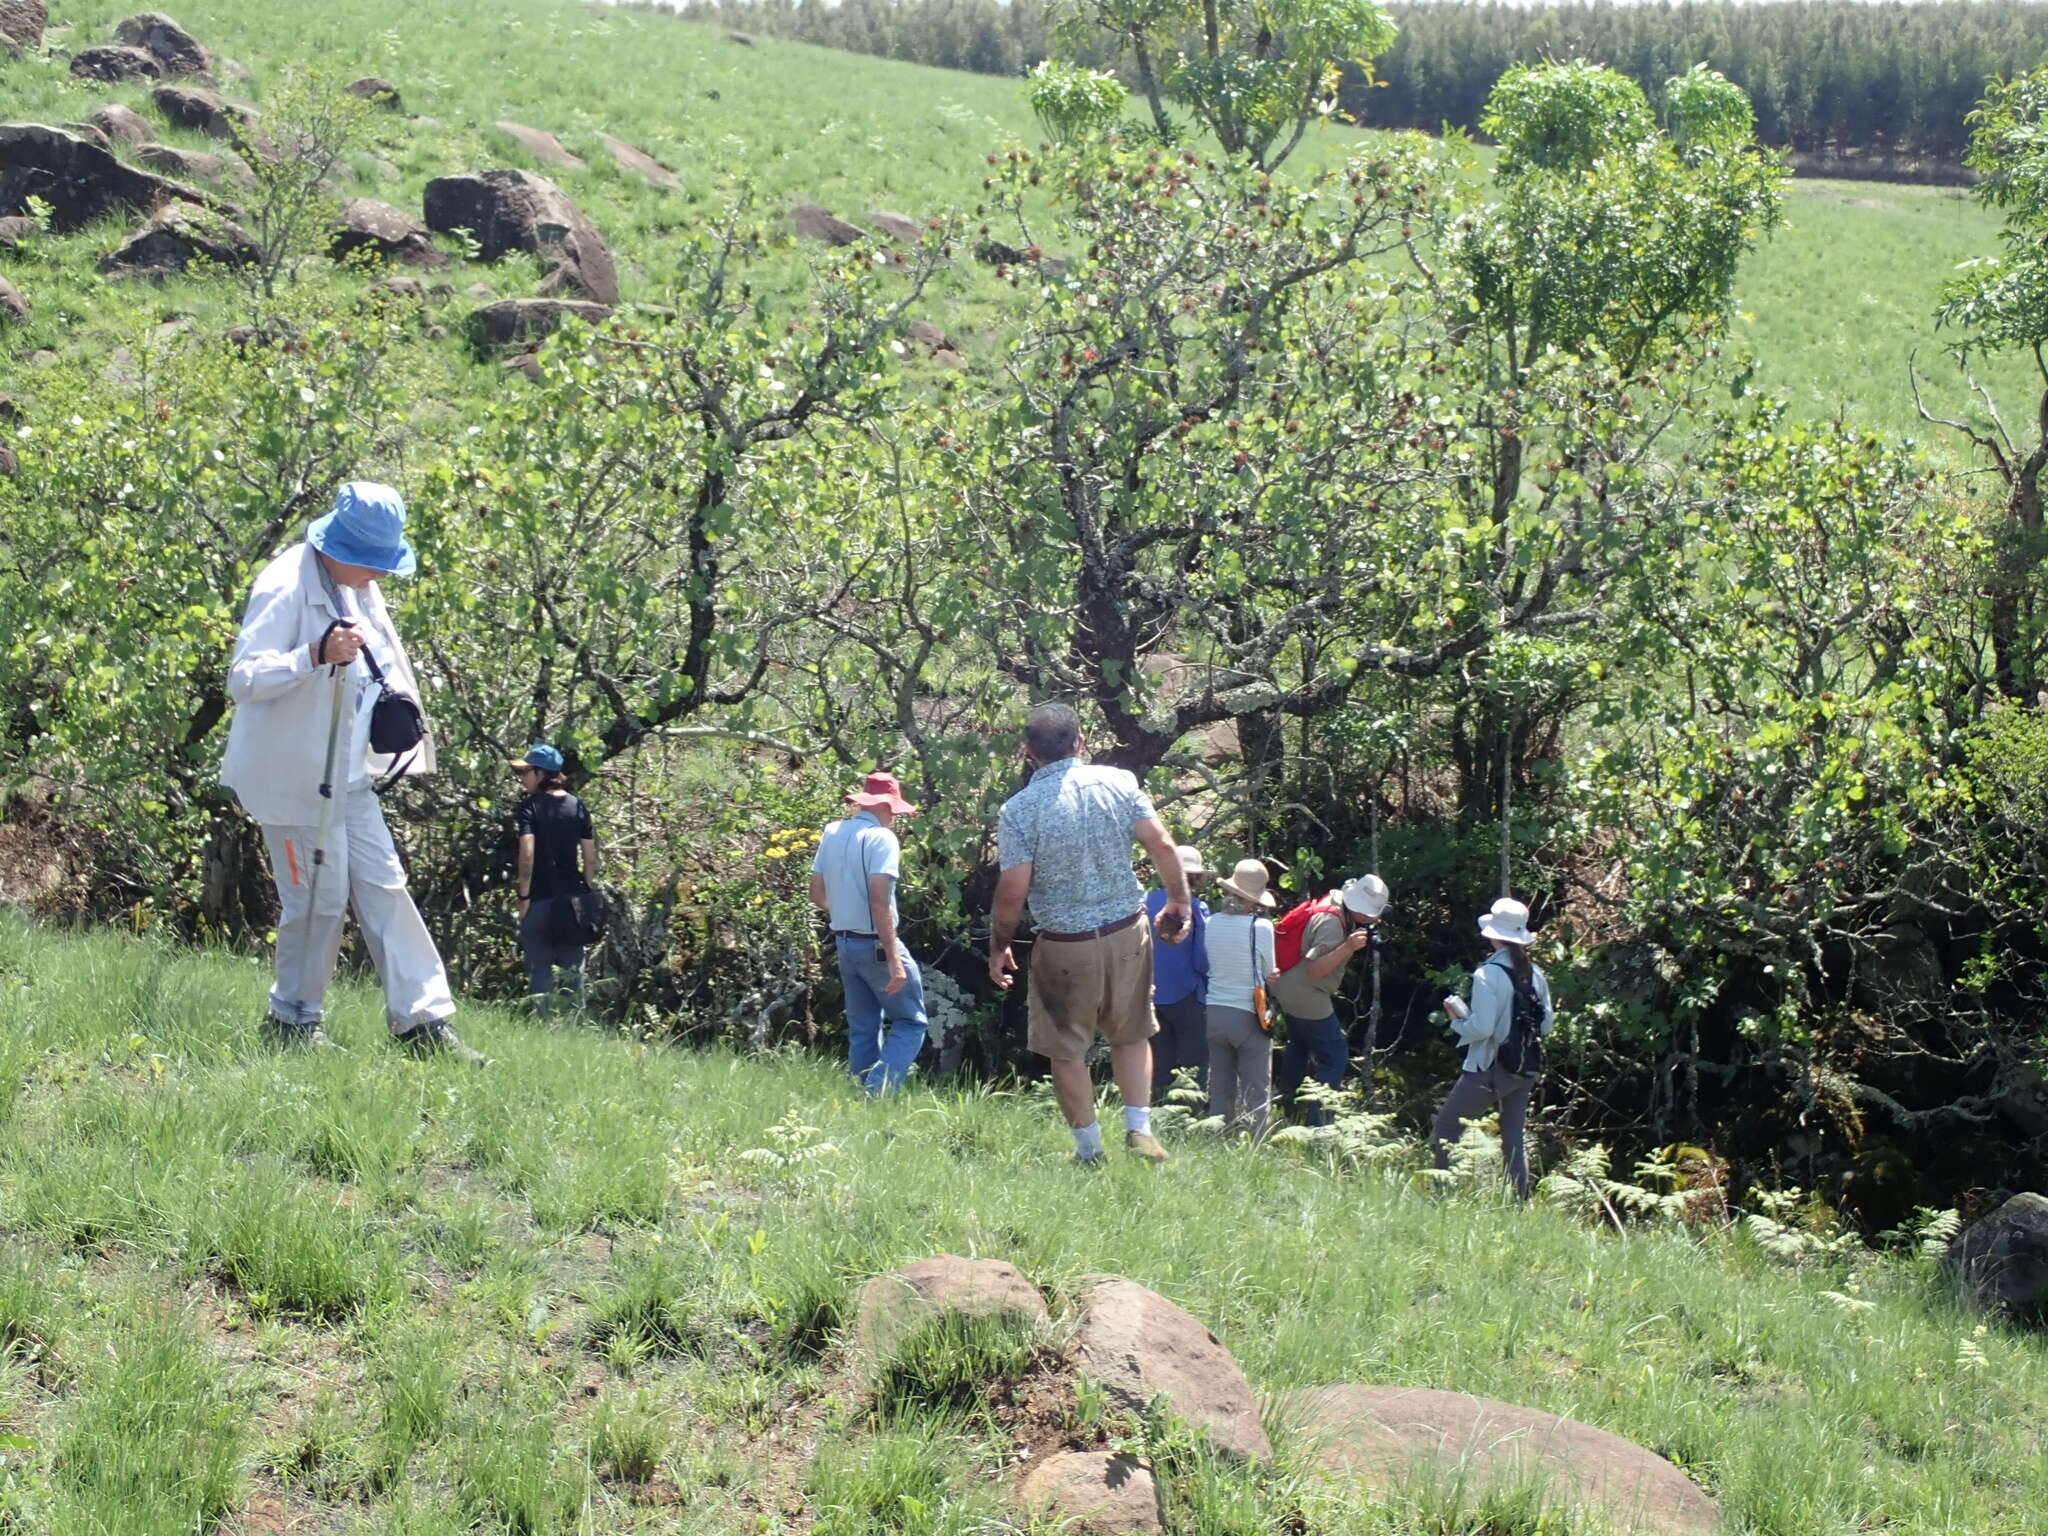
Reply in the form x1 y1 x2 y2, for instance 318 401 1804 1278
1025 59 1128 142
1053 0 1396 167
1929 61 2048 694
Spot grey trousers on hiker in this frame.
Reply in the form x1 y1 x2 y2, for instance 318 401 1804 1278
1207 1004 1272 1140
1431 1060 1540 1196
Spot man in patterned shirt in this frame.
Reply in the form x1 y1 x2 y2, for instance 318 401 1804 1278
989 703 1193 1164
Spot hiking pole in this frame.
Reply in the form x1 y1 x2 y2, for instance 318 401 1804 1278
289 624 351 1032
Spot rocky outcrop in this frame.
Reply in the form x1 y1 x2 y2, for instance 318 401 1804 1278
1016 1452 1162 1535
1279 1386 1721 1536
868 210 923 243
0 124 216 233
1951 1192 2048 1323
0 0 47 50
0 275 26 324
423 169 618 305
87 103 155 146
128 140 252 191
99 204 258 276
0 214 33 248
791 202 864 246
113 13 208 77
331 198 447 270
69 45 162 83
345 76 402 111
853 1256 1050 1367
466 296 610 351
60 121 112 152
495 121 584 170
597 133 679 192
1066 1278 1270 1461
151 84 253 140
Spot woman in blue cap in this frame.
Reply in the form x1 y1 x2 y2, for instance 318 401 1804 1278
220 482 487 1064
511 743 601 1014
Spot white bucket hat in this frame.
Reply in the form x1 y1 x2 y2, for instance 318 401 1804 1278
1339 874 1389 918
1479 897 1535 946
1219 858 1275 909
1175 845 1209 879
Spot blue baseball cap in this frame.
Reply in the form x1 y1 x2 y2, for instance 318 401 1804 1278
307 481 416 577
511 743 564 773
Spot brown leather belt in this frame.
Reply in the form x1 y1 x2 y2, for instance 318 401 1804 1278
1037 911 1139 943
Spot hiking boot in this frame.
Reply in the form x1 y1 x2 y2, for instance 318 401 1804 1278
1073 1149 1108 1169
1125 1130 1170 1163
394 1020 489 1067
262 1013 337 1050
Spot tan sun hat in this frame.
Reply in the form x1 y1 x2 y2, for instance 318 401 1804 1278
1175 845 1209 880
1219 858 1276 909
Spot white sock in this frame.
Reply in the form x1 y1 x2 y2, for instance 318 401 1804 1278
1124 1105 1151 1135
1073 1120 1104 1158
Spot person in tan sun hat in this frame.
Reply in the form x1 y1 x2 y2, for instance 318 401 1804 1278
808 771 927 1095
1205 858 1280 1138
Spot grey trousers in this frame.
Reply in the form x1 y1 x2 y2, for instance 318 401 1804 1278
1206 1004 1272 1139
1431 1060 1540 1196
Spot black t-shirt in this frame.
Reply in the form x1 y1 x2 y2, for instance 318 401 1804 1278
516 792 594 901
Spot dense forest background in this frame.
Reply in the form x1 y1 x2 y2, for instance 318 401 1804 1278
658 0 2048 176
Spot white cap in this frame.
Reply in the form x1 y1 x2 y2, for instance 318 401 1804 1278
1340 873 1389 918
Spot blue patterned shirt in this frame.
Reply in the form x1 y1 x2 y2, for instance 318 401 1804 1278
997 757 1157 934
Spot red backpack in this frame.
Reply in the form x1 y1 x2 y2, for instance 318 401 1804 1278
1273 897 1339 974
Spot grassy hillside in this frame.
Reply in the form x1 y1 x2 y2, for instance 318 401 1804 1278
0 0 2038 442
0 916 2041 1533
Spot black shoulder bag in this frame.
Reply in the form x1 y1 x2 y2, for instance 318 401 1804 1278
315 601 426 790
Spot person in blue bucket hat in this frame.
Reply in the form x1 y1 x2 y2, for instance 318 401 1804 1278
220 481 488 1065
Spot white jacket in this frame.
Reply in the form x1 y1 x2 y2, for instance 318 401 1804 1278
1450 950 1555 1073
219 544 435 825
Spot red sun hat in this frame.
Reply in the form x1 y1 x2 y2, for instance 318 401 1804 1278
846 771 917 815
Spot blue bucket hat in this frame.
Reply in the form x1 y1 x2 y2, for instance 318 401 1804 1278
511 743 564 773
308 482 416 577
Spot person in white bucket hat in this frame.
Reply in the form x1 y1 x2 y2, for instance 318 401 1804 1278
1432 896 1555 1196
1270 871 1390 1125
1144 844 1213 1106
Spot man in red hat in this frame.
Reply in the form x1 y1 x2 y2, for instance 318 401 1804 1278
809 771 928 1094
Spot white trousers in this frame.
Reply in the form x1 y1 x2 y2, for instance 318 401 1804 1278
261 787 456 1033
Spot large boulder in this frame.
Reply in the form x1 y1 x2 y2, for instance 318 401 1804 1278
1279 1386 1720 1536
0 275 26 324
422 169 618 305
868 210 924 243
853 1256 1050 1367
60 121 113 152
597 133 679 192
466 296 610 351
151 84 253 140
495 121 584 170
1951 1192 2048 1323
330 198 446 270
1016 1452 1162 1535
128 140 252 191
0 0 47 49
0 123 216 233
69 45 162 83
1065 1278 1270 1461
0 214 33 248
790 202 864 247
345 76 402 112
87 103 155 146
99 203 258 276
113 13 208 77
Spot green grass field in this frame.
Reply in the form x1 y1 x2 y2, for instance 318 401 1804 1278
0 915 2040 1533
1 0 2038 444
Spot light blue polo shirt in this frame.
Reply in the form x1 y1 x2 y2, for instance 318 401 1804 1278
811 810 901 934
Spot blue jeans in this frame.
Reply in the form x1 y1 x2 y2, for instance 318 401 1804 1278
1278 1012 1348 1125
519 899 586 1011
835 935 928 1095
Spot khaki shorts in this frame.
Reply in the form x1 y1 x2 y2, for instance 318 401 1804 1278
1026 918 1157 1061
